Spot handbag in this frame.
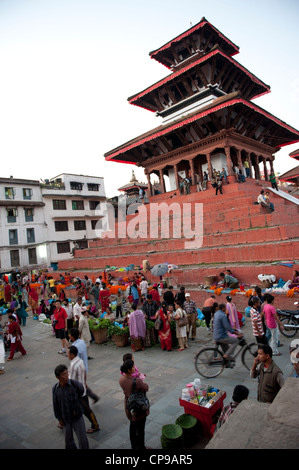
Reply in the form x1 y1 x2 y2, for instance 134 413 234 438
127 378 150 415
177 309 187 327
154 317 161 330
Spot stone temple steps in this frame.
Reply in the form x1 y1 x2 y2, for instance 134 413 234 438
57 180 299 285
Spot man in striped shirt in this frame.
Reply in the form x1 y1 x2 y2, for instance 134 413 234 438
249 297 268 345
216 385 249 429
68 345 100 433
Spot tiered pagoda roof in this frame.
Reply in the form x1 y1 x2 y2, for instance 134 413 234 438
149 17 239 68
104 18 299 165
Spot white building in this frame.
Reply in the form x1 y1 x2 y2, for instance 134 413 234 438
0 177 48 272
0 173 107 273
41 173 106 268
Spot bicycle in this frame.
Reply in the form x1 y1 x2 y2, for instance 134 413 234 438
194 337 258 378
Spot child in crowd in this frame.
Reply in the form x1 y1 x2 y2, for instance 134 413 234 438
121 352 145 381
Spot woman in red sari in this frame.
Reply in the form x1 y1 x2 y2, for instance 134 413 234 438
4 282 12 303
28 287 39 315
99 283 110 312
154 302 172 351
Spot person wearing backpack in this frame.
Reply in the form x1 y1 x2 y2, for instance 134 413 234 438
174 300 188 351
119 359 149 450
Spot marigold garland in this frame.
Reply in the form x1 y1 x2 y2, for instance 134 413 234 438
214 287 223 295
245 289 253 297
287 288 295 298
230 289 239 295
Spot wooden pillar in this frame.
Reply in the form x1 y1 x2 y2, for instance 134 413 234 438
236 148 243 170
269 158 275 174
189 158 196 185
159 169 166 193
224 146 233 176
174 164 179 191
263 157 269 181
145 171 152 197
197 159 203 181
248 152 253 178
206 152 213 180
256 157 261 180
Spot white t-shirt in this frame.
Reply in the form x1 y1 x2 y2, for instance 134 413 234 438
140 280 148 295
73 303 82 319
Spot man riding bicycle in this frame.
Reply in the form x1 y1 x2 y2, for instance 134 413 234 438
213 304 243 360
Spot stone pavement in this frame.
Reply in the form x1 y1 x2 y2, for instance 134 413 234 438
0 314 294 450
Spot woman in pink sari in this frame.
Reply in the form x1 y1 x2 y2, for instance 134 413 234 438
28 287 39 315
226 295 241 331
128 304 146 352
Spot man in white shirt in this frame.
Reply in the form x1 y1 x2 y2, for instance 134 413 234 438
140 278 148 296
73 298 83 326
68 345 99 433
257 190 274 211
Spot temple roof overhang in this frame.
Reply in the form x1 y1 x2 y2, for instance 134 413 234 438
289 149 299 161
128 48 270 113
279 165 299 184
149 17 239 69
104 93 299 164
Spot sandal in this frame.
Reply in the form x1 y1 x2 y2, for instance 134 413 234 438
87 427 100 433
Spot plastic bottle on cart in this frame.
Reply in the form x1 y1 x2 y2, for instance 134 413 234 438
194 378 201 395
186 383 195 398
181 388 190 401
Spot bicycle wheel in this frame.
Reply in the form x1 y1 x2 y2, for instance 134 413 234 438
242 342 258 371
279 317 298 338
194 348 225 378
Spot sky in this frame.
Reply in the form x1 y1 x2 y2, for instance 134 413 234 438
0 0 298 198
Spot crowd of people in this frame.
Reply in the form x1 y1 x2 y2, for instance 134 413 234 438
0 268 298 450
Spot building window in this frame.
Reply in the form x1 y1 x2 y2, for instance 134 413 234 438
5 187 15 199
10 250 20 267
55 221 69 232
9 229 18 245
53 199 66 210
27 228 35 243
23 188 32 200
89 200 100 210
7 208 18 223
72 200 84 210
57 242 70 254
74 220 86 231
70 181 83 190
24 208 34 222
87 183 99 191
91 219 102 230
28 247 37 265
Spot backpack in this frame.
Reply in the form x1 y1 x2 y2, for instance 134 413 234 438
126 378 150 415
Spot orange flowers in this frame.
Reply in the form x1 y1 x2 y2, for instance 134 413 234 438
230 289 239 296
245 289 253 297
214 287 223 295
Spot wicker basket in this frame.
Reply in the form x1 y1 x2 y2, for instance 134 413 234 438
92 327 108 344
112 334 129 347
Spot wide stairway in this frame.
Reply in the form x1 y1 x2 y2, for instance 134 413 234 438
57 179 299 286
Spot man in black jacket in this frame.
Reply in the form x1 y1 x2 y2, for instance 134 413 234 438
52 364 89 449
163 286 175 306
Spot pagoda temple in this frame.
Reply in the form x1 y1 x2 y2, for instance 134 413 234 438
104 17 299 193
118 170 148 202
56 18 299 311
